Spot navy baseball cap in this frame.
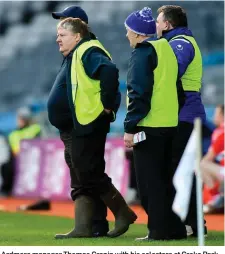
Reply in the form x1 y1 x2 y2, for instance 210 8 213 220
52 6 88 24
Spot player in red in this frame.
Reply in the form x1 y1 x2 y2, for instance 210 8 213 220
201 104 224 213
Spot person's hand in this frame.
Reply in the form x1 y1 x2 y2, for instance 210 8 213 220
104 109 111 114
124 133 135 148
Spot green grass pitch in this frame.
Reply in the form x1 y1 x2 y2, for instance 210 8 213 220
0 212 223 246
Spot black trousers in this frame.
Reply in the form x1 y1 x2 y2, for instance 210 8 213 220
60 129 110 229
133 131 186 239
171 121 205 229
125 149 138 190
0 156 14 195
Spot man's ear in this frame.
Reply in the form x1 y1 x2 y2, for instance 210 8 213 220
75 33 81 42
165 20 173 30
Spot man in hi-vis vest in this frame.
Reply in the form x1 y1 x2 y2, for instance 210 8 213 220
49 5 120 238
156 5 207 237
52 18 137 239
124 7 186 241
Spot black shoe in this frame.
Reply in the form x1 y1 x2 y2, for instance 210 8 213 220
146 230 187 241
92 230 108 237
92 218 109 237
92 224 108 237
168 232 187 240
135 234 185 241
135 233 187 242
17 200 51 211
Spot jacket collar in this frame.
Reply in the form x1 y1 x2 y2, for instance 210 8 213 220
135 36 157 48
67 32 98 58
68 36 91 57
161 27 193 41
144 36 157 42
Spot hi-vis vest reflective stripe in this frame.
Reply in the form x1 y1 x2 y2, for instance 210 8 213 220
71 40 111 125
170 35 202 92
8 124 41 155
137 38 178 127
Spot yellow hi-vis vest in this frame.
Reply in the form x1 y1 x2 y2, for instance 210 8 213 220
71 40 111 125
137 38 179 127
8 124 41 155
170 35 202 91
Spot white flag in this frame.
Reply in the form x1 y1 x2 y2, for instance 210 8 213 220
172 129 197 221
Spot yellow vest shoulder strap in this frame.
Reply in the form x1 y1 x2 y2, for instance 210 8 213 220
75 40 111 60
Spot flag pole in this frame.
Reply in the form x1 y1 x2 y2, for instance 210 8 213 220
194 117 205 246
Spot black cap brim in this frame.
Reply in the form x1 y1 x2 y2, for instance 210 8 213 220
52 12 67 19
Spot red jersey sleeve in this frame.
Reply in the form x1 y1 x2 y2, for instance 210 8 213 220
210 131 224 155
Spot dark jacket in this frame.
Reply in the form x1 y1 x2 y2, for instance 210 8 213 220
66 37 121 136
124 39 157 134
48 35 121 134
47 56 73 131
